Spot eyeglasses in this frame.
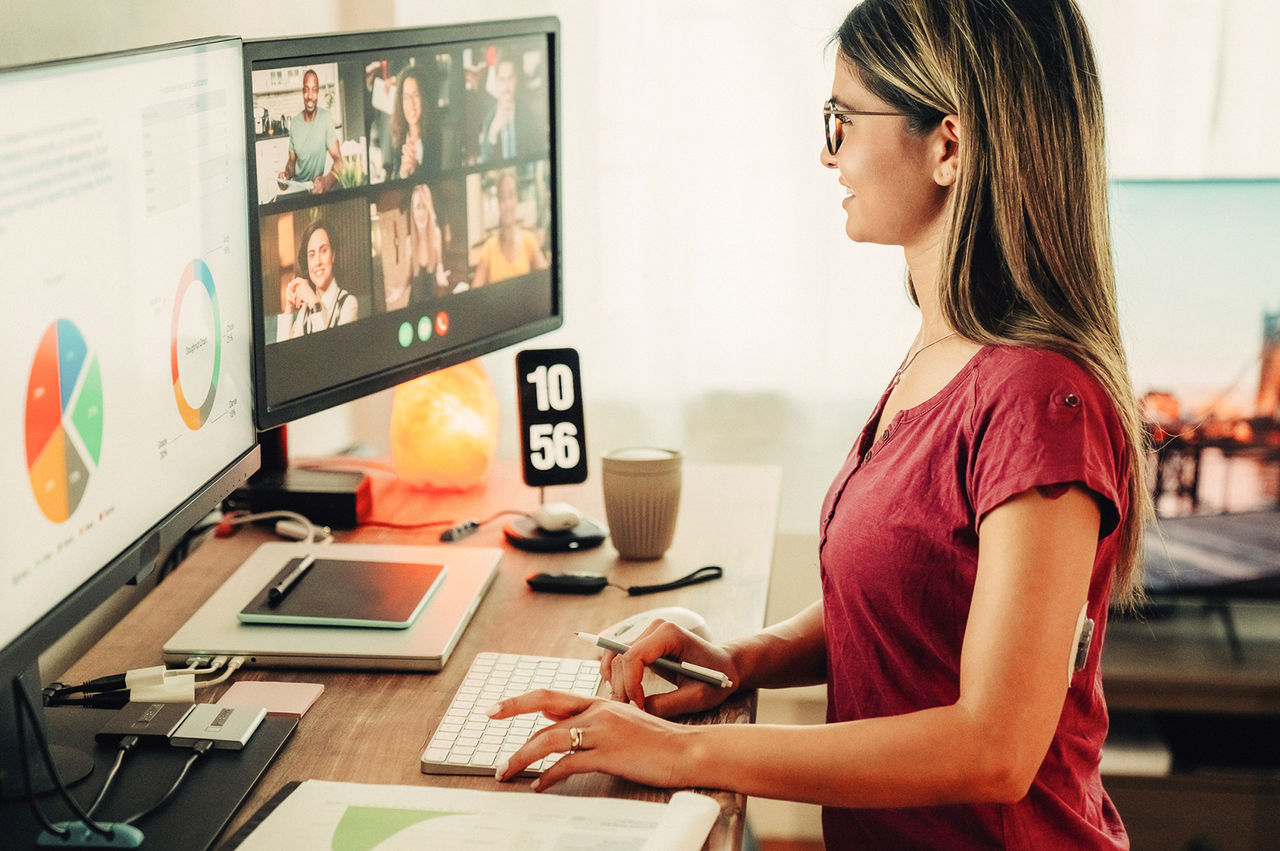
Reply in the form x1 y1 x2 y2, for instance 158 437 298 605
823 98 905 154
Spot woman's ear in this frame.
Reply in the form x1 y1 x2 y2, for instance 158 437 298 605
934 114 961 187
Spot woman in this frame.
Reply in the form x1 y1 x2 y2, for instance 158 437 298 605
408 183 452 301
471 171 548 287
285 220 357 337
389 63 441 182
489 1 1150 847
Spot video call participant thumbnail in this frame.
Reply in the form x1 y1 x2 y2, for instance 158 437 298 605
285 219 358 337
279 69 343 194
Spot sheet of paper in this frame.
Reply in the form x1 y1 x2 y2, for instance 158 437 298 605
235 780 720 851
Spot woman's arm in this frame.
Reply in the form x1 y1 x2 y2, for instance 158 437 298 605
725 599 827 691
497 485 1100 806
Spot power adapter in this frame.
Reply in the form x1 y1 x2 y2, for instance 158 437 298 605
170 704 266 750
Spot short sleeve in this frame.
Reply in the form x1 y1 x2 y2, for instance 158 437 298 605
967 349 1127 539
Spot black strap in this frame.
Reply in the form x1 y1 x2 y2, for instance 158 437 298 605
624 565 723 596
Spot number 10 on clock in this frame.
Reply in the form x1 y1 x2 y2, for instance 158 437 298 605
516 348 588 487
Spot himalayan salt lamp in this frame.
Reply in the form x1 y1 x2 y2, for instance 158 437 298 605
390 360 499 490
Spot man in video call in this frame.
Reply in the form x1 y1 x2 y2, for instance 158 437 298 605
278 69 343 194
285 220 358 337
479 57 524 163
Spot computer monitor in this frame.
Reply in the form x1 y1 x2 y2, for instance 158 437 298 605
0 38 259 797
239 18 563 519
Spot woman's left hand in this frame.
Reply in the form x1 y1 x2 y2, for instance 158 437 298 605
489 690 696 792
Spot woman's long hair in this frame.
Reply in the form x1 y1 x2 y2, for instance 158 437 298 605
837 0 1151 607
390 64 433 150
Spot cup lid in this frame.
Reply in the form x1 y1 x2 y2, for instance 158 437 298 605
604 447 680 461
602 447 682 474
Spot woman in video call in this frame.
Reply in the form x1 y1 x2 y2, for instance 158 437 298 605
285 220 358 337
389 63 442 182
408 184 453 300
490 1 1150 847
470 171 547 287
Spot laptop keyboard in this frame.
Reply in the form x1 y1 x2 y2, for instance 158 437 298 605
420 652 602 775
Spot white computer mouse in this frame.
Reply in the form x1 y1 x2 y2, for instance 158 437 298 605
530 501 583 532
600 605 712 643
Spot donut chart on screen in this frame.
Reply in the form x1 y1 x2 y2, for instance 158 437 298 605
170 258 222 430
25 319 104 524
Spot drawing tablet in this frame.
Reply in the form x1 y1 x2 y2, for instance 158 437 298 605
163 542 500 671
237 558 445 629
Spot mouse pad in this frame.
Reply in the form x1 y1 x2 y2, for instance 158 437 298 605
238 558 445 629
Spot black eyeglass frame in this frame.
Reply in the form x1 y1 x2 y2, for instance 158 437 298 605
823 98 905 154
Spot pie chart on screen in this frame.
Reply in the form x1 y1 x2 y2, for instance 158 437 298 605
25 318 104 524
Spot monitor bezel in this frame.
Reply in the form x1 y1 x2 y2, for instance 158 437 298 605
242 17 565 430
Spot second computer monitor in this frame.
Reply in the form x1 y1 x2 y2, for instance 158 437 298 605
243 17 563 430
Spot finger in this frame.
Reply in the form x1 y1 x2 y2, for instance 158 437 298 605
598 649 619 686
531 750 602 792
608 649 648 709
644 682 722 719
487 688 593 722
495 718 580 782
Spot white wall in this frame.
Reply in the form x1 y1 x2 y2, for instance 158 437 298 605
0 1 388 67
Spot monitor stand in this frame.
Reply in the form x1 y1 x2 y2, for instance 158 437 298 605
228 425 371 529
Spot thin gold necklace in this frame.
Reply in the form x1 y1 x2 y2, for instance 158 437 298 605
890 330 957 388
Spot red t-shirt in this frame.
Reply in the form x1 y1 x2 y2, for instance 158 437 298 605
819 345 1129 849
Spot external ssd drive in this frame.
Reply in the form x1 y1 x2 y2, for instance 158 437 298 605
96 702 197 744
170 704 267 750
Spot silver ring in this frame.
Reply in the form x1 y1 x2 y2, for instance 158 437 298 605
569 726 584 752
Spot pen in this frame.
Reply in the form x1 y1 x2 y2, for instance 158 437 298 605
574 631 733 689
267 554 316 606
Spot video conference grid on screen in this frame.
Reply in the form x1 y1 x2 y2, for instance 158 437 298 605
249 32 557 415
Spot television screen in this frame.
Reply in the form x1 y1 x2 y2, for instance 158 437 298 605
243 19 562 429
1111 179 1280 597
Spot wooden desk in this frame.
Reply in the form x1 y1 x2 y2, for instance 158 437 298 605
60 461 781 849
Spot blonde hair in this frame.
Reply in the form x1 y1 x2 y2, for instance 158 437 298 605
410 183 443 271
837 0 1151 607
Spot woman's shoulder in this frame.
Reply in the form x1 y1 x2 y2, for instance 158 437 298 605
976 344 1097 382
971 344 1111 408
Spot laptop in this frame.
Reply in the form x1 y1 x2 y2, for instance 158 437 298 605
163 542 500 671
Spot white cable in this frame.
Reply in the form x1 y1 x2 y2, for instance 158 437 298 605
193 655 245 690
222 508 333 544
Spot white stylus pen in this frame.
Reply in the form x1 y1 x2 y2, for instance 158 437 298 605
574 631 734 689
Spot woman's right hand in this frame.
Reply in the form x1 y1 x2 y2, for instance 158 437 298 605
399 141 419 179
600 619 741 718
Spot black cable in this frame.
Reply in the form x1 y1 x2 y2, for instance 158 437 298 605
85 735 139 817
44 689 132 709
120 740 213 825
12 676 114 839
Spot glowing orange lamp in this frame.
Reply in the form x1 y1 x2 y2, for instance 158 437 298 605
389 359 499 490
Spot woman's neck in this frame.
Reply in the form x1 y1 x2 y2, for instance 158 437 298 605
905 240 950 343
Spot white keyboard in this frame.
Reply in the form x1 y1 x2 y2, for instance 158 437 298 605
420 652 602 775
